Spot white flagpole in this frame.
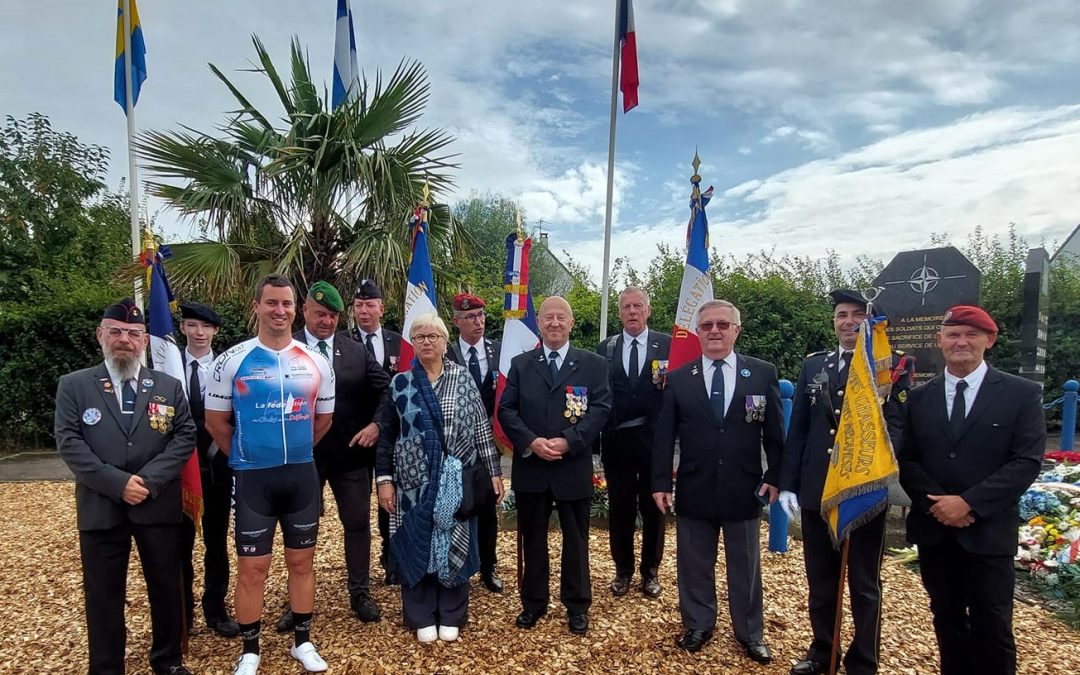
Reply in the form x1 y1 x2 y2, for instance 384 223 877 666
123 0 143 311
599 0 621 341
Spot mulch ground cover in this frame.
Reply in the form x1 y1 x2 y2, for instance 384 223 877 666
3 481 1078 674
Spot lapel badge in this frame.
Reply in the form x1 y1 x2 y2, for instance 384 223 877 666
82 408 102 426
691 364 700 376
154 395 166 403
141 378 154 391
740 368 751 378
897 389 908 403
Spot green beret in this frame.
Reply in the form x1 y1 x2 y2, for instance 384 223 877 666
308 281 344 312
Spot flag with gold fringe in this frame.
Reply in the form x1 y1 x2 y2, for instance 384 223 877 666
819 315 897 546
141 240 203 532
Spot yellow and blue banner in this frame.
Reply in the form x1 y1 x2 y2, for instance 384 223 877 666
820 315 898 545
114 0 147 113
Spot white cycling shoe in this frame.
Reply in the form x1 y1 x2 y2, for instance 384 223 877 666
290 641 328 672
233 653 260 675
438 625 459 642
417 625 438 643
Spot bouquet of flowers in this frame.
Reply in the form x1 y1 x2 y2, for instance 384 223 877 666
590 474 610 518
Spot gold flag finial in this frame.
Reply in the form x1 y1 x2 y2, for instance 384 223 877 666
515 207 524 238
691 149 702 184
420 180 431 208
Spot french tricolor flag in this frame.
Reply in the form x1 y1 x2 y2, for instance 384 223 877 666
492 232 540 450
668 183 714 370
619 0 639 113
398 204 438 372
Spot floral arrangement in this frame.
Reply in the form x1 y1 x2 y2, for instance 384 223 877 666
590 474 610 518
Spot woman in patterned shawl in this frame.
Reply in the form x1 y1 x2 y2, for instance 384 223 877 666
375 313 505 643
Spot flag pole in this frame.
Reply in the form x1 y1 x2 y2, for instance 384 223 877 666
828 538 850 675
122 0 143 311
598 0 622 341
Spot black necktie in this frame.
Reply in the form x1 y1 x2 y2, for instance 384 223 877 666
710 361 726 423
121 379 137 431
188 361 204 426
628 338 640 388
317 339 329 360
365 333 376 359
838 351 853 387
548 351 559 380
950 380 968 436
468 345 483 389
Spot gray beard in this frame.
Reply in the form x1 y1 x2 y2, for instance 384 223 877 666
104 353 141 381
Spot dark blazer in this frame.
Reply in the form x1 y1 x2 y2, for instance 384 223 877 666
295 329 390 471
596 330 671 432
497 345 612 501
352 326 403 372
448 337 501 417
780 349 912 511
898 366 1044 556
652 354 784 522
55 364 196 531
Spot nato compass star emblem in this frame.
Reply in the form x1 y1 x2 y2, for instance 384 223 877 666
883 253 968 306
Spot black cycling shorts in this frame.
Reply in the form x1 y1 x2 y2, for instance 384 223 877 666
232 462 320 557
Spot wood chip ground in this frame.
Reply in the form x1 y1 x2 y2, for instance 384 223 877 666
3 482 1077 674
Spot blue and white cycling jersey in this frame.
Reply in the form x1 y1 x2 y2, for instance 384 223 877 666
205 337 335 470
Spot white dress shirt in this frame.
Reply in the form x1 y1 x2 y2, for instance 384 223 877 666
357 327 385 365
702 352 737 416
944 360 988 418
622 328 649 378
184 349 215 401
459 337 490 380
304 329 335 362
544 342 571 372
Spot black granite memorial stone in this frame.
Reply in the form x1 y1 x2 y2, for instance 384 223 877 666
1019 247 1050 387
872 246 981 383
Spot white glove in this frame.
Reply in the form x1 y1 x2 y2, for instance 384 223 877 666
778 491 800 520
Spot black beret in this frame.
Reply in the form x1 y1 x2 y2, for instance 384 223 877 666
829 289 867 308
178 302 222 327
103 298 144 325
354 278 383 300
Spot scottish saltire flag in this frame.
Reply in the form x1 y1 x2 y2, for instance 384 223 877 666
332 0 360 109
398 205 438 372
618 0 639 112
820 316 898 546
492 232 541 451
668 182 714 370
141 245 203 529
114 0 147 113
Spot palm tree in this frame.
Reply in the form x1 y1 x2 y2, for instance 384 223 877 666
136 35 461 303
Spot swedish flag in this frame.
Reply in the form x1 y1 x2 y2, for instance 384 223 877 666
820 316 898 545
114 0 147 113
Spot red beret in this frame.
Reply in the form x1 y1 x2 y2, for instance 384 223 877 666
941 305 997 334
453 293 485 312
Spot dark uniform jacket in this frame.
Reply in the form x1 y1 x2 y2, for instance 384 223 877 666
652 354 784 522
780 349 913 511
497 346 612 501
596 331 671 456
352 326 402 373
55 364 196 531
898 366 1044 556
296 329 390 472
448 337 501 417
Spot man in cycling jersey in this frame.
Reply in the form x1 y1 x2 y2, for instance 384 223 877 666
205 274 335 675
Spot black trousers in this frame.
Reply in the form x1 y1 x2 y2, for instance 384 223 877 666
401 574 470 629
321 465 374 603
801 508 886 674
181 450 233 622
919 537 1017 675
80 522 184 675
516 490 591 614
675 515 763 641
602 427 664 578
477 500 499 575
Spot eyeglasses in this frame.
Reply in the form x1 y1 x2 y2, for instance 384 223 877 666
105 327 146 340
459 311 485 323
411 334 444 344
698 321 736 332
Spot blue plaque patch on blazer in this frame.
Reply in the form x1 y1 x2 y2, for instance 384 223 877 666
740 368 751 378
141 378 154 390
82 408 102 426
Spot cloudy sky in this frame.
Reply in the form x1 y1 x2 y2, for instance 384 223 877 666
3 0 1080 280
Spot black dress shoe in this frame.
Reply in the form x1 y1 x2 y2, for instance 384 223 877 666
789 659 826 675
515 609 546 629
567 611 588 635
352 595 381 623
610 574 631 597
739 639 773 664
481 571 504 593
641 576 661 599
206 615 240 638
275 609 294 633
675 628 713 653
